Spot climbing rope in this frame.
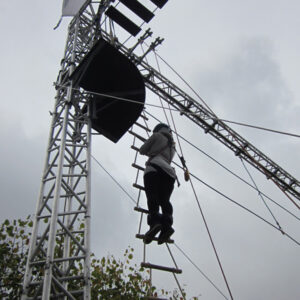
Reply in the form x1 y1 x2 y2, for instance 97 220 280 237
152 51 190 182
187 174 234 300
139 48 234 298
141 43 171 126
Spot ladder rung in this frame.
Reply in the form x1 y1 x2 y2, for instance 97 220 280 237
147 297 168 300
140 113 149 121
128 130 147 142
132 163 145 171
131 145 140 151
141 262 182 274
133 183 145 191
136 234 174 244
134 206 149 213
135 121 151 132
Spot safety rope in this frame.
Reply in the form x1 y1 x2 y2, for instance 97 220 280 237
153 52 182 155
146 52 234 299
152 51 190 183
188 175 234 299
141 43 171 126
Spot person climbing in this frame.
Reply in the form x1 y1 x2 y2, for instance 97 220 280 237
139 123 177 245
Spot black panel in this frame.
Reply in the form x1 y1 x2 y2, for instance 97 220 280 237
70 38 145 143
119 0 154 23
105 6 141 36
149 0 168 9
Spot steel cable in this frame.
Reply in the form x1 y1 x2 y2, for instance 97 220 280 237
56 84 300 139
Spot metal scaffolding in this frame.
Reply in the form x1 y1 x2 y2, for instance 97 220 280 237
21 2 101 299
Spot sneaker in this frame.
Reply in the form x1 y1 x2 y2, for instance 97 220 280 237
143 224 162 244
157 227 175 245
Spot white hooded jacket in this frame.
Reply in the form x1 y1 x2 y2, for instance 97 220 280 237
139 127 176 179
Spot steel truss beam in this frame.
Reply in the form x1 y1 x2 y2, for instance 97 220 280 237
141 65 300 201
140 65 300 201
99 30 300 202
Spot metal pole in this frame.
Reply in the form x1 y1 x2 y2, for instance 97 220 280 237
42 100 71 299
84 106 92 299
21 82 63 299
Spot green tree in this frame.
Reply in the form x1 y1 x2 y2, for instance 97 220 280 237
0 218 195 299
0 216 32 298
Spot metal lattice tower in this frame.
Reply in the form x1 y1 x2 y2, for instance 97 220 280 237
22 0 300 299
22 2 101 298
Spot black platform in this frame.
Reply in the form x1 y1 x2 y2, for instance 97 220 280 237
71 38 146 143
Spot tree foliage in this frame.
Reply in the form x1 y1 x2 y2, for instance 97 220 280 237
0 218 197 299
0 216 32 298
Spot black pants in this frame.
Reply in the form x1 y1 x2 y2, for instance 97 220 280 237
144 166 175 229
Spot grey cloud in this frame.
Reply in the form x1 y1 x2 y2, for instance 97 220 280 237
0 123 45 222
193 38 294 140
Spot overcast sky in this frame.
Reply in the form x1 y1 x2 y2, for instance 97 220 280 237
0 1 300 299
